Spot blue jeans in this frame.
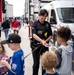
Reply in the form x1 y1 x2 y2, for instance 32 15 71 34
3 28 9 39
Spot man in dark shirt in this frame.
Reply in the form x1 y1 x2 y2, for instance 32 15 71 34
1 19 10 39
31 9 52 75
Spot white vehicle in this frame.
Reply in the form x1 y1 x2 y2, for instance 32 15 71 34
41 0 74 45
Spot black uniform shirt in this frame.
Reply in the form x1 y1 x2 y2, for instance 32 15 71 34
32 20 52 45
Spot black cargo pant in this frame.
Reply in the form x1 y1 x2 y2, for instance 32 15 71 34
31 45 48 75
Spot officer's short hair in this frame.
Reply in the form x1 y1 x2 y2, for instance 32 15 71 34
39 9 48 16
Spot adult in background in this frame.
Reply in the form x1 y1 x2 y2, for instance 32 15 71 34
10 17 20 34
31 9 52 75
1 19 10 39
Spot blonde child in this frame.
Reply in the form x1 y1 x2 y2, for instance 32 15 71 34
0 43 8 74
41 51 59 75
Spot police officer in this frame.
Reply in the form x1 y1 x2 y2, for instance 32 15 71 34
31 9 52 75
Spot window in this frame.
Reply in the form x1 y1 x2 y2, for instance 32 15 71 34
57 8 74 23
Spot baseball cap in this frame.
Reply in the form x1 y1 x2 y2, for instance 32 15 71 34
5 34 21 43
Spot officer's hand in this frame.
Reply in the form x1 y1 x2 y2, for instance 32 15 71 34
41 40 47 46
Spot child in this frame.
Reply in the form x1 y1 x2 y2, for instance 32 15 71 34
0 33 24 75
41 51 59 75
55 27 72 75
0 43 8 75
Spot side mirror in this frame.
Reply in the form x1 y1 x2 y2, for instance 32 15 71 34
50 17 57 24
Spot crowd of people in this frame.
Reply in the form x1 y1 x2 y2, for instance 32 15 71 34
1 17 22 39
0 9 74 75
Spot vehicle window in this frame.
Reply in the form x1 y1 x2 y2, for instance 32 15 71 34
50 9 57 24
51 9 56 20
57 8 74 23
